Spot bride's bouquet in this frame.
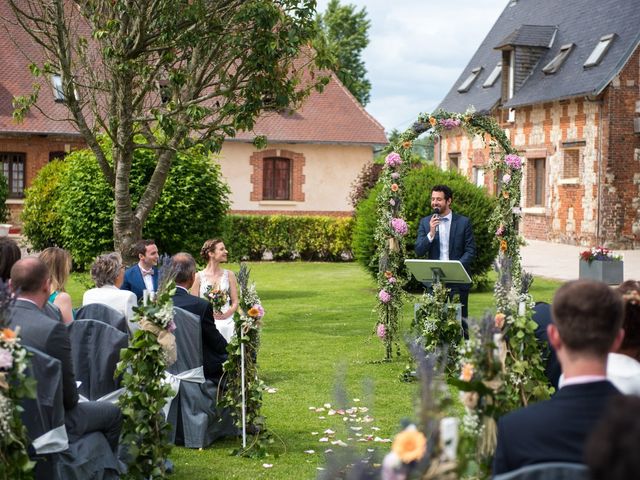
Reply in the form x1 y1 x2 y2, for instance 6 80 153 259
205 284 228 313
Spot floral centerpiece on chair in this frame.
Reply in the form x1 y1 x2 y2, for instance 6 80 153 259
0 280 36 478
116 258 176 478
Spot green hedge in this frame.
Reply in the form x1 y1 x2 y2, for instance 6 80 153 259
352 164 498 285
22 141 230 268
223 214 354 261
0 172 9 223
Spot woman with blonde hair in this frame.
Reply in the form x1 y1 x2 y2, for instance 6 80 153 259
39 246 74 324
191 238 238 342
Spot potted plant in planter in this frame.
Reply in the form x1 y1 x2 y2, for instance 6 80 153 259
579 246 623 285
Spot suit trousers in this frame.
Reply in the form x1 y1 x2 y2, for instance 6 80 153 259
65 401 122 454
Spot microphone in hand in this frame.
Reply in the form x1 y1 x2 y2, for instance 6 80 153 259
433 207 441 232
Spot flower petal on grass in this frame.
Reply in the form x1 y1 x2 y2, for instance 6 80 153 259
331 440 348 447
319 437 329 442
304 450 315 454
262 464 273 468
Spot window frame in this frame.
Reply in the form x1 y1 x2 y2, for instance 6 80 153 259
584 34 615 68
262 156 291 201
542 43 574 74
1 152 26 199
457 67 483 93
483 62 502 88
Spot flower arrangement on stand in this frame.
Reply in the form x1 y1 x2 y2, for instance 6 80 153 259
0 281 36 479
373 148 412 360
116 265 177 479
579 246 621 264
220 263 270 457
412 282 463 375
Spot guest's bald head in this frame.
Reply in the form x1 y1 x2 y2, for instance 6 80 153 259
10 257 50 294
170 252 196 287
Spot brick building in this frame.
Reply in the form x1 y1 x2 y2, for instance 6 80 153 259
436 0 640 248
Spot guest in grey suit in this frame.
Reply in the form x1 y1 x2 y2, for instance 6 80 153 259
9 257 122 453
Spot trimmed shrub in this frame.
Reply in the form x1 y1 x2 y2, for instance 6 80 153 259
352 164 498 285
21 160 69 249
22 143 230 268
348 161 383 208
0 173 8 223
223 214 354 261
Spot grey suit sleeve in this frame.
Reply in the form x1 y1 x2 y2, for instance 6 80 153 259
458 218 476 272
46 322 79 410
415 216 433 257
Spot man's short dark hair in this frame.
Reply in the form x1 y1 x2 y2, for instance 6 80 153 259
133 239 156 258
10 257 49 293
431 184 453 201
0 237 21 281
170 253 196 285
552 279 624 356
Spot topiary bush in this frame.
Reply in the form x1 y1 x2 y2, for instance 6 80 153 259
0 173 9 223
352 164 497 286
22 141 230 268
21 160 70 249
223 214 354 261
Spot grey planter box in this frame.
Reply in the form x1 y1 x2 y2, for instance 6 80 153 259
579 259 623 285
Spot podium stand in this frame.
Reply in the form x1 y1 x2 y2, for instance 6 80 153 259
404 259 471 286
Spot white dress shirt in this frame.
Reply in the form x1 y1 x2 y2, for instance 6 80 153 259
427 211 453 260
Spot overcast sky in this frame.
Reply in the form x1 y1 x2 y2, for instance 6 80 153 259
315 0 508 132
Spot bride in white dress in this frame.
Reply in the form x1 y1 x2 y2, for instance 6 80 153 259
191 238 239 342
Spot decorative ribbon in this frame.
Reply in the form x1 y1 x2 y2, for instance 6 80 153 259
139 318 177 366
161 366 205 418
33 425 69 454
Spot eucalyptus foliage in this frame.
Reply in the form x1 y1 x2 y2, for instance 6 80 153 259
9 0 331 259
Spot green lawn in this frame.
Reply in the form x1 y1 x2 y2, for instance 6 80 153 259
67 263 561 479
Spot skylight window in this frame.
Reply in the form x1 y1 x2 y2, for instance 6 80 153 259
542 44 574 74
51 74 65 102
584 34 615 68
457 67 482 93
483 62 502 88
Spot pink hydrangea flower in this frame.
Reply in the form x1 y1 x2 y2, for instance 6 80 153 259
376 323 386 339
496 224 505 236
391 218 408 236
389 198 396 206
379 290 392 303
167 320 177 333
505 154 522 170
439 118 461 129
502 174 511 184
388 276 397 284
391 172 400 179
0 348 12 369
385 152 402 167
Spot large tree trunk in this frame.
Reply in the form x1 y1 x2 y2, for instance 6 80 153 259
114 215 143 266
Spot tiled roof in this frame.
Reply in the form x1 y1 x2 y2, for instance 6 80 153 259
0 3 80 137
495 25 557 49
438 0 640 113
232 70 387 146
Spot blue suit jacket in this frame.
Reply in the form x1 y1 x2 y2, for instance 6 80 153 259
493 381 620 475
414 212 476 275
120 264 158 301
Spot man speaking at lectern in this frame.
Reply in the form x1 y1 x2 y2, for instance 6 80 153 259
415 184 476 319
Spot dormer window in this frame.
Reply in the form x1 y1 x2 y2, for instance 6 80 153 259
51 74 65 102
457 67 482 93
483 62 502 88
542 44 573 74
584 34 615 68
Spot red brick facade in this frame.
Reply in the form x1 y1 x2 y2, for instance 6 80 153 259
249 148 306 202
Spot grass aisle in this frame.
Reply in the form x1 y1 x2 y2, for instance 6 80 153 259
67 262 560 479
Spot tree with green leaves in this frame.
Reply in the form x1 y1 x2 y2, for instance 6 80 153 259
8 0 330 261
316 0 371 105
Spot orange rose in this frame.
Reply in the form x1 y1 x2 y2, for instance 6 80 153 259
500 240 508 252
460 363 474 382
247 307 260 318
502 190 510 199
402 140 412 149
391 183 399 192
1 328 16 340
391 428 427 463
384 271 393 279
429 116 437 127
495 313 506 329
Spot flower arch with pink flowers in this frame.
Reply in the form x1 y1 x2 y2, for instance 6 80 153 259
373 109 526 360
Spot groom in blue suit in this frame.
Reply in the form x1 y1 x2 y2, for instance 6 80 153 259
121 239 159 300
415 184 476 319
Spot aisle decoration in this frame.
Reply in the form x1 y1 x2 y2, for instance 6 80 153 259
220 263 270 457
116 265 176 479
0 281 36 479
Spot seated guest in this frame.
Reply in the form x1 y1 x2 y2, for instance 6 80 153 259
170 252 228 382
0 236 21 282
606 280 640 394
586 395 640 480
83 252 138 329
121 239 159 301
8 257 122 454
39 247 74 324
532 302 561 389
493 279 624 475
